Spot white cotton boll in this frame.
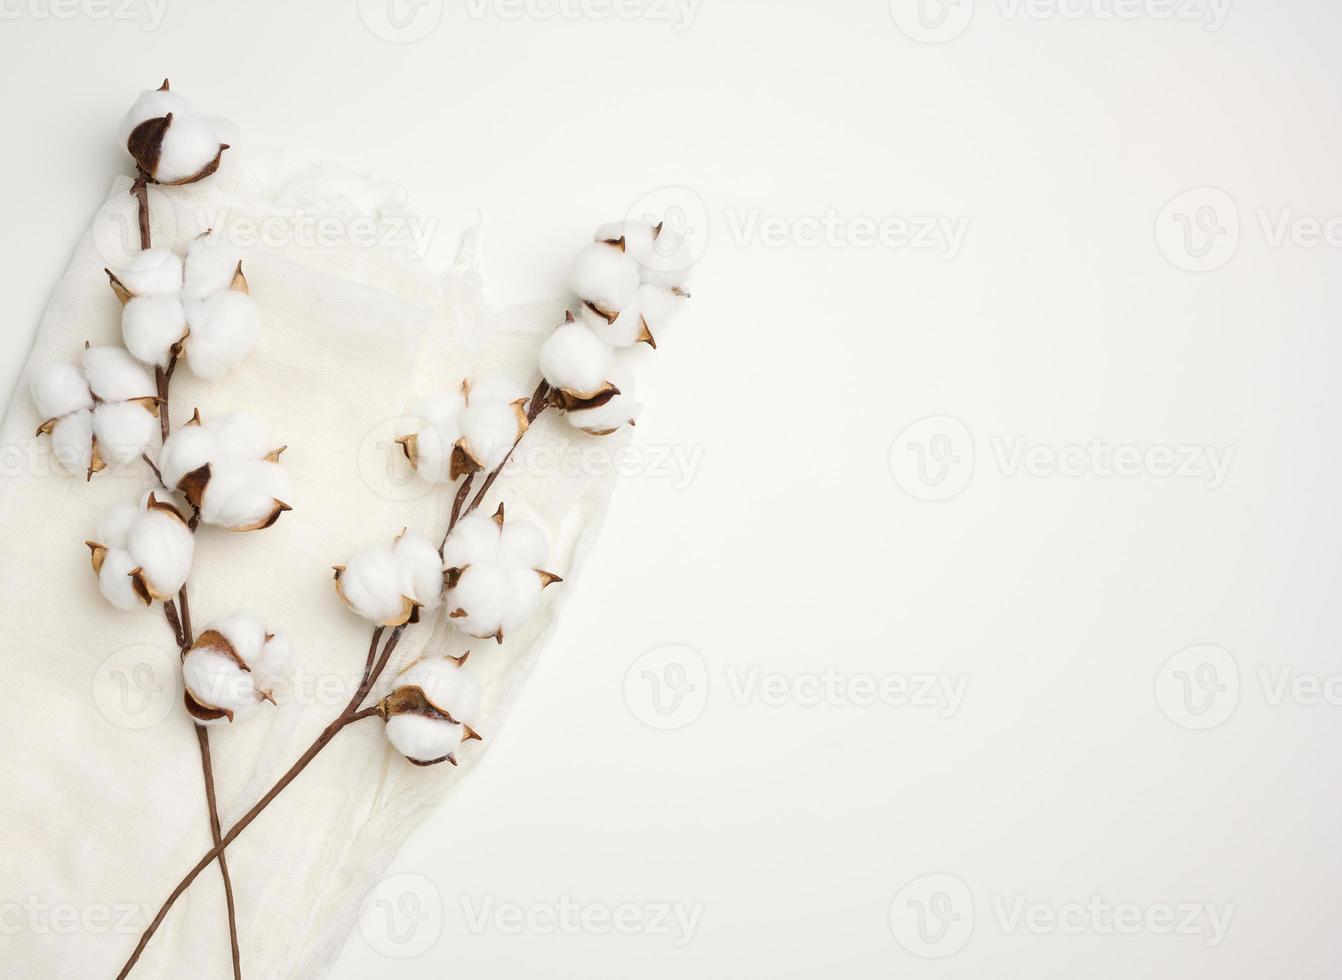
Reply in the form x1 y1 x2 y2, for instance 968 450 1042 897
183 647 258 715
441 511 501 570
404 422 453 484
117 88 193 146
96 500 141 550
595 219 658 267
579 294 646 348
125 506 194 598
407 390 466 429
539 318 615 397
449 566 534 639
337 542 409 624
159 425 217 491
570 241 640 311
637 283 686 342
92 401 156 468
394 530 445 612
385 713 466 765
81 346 155 403
115 249 184 298
209 412 273 462
212 611 267 666
184 292 260 381
502 573 543 634
199 460 291 530
468 375 525 405
384 657 482 763
567 361 639 435
97 547 143 611
459 398 521 472
122 295 187 368
398 392 465 483
182 231 243 301
48 410 93 475
638 222 695 289
155 116 225 184
253 631 293 690
499 520 549 571
399 658 482 723
443 510 554 641
31 362 93 421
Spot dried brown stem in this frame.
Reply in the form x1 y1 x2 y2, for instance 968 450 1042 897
464 379 551 519
196 725 241 980
130 172 238 977
162 598 184 650
141 452 162 485
117 627 404 979
122 379 556 977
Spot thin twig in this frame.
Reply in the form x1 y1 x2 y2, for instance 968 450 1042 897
131 172 240 976
177 586 193 650
141 453 163 485
117 628 400 980
196 726 241 980
440 474 474 554
464 379 551 519
162 598 184 650
121 382 556 976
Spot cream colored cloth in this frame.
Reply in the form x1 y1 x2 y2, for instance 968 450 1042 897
0 151 622 978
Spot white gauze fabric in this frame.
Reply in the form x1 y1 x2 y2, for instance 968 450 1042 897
0 149 626 978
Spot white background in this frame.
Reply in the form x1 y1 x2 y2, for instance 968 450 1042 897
4 0 1342 977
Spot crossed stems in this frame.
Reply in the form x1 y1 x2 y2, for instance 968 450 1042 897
130 174 242 980
117 379 553 979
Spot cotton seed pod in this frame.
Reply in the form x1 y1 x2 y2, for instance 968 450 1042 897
49 410 97 477
594 219 659 267
160 410 291 531
396 377 529 484
577 282 679 350
107 259 188 370
333 528 444 627
442 504 561 644
122 80 230 185
30 362 93 422
563 360 639 436
116 80 192 147
91 400 158 468
570 239 640 313
183 229 245 302
594 217 695 290
182 611 292 725
539 313 622 413
183 284 260 381
86 492 194 609
32 351 158 478
109 248 183 298
82 345 157 404
378 652 482 766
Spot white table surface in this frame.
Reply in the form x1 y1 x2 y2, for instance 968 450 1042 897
3 1 1340 977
